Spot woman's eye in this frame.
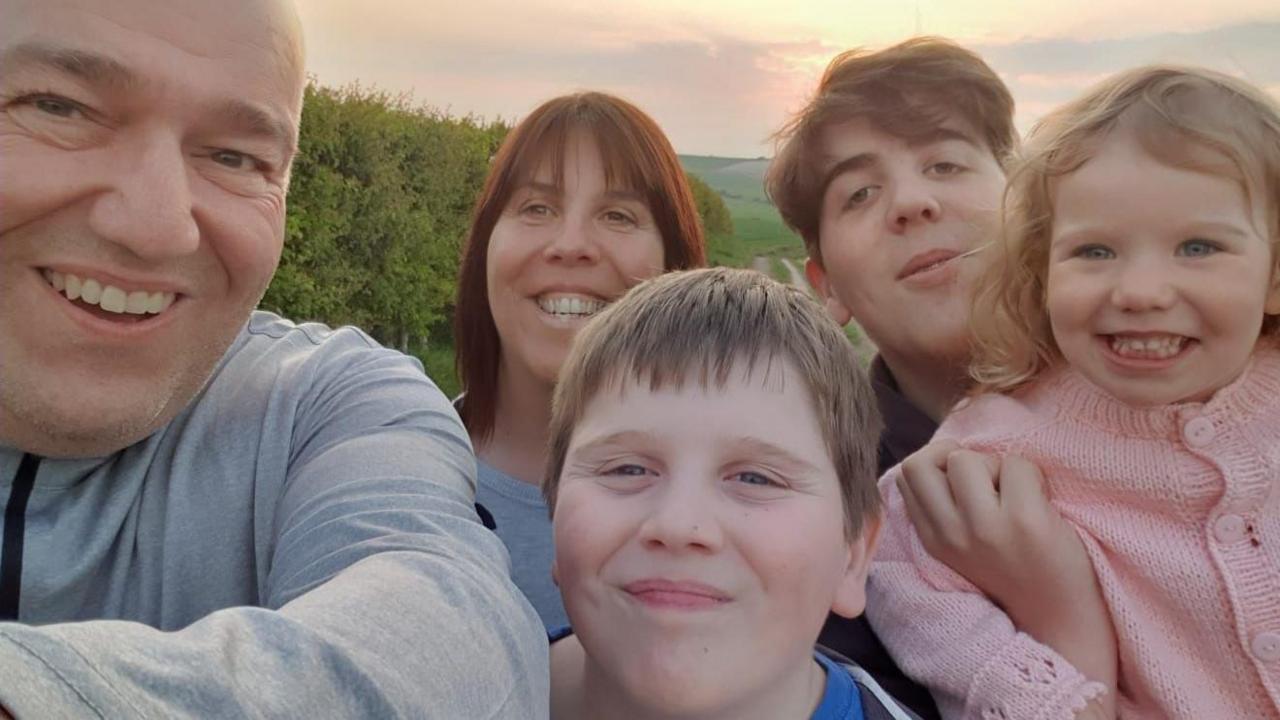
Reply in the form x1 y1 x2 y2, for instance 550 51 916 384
606 464 649 477
1075 244 1114 260
603 209 637 225
521 203 553 217
1178 238 1220 258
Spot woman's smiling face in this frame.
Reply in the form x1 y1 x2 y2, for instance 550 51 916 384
486 133 665 388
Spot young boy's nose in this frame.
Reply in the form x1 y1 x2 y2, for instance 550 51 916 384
637 478 724 553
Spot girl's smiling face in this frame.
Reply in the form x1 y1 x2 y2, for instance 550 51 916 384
1046 127 1280 407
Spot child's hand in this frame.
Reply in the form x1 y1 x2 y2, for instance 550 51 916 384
896 440 1092 624
897 440 1118 716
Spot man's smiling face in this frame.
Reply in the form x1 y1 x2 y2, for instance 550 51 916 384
0 0 304 457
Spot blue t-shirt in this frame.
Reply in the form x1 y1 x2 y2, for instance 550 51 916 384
550 627 864 719
813 650 866 720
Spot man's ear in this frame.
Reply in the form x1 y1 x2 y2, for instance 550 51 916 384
805 257 852 327
830 510 882 619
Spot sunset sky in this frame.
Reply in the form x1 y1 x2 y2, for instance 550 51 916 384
298 1 1280 157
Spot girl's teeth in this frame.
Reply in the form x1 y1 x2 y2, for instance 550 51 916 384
1109 335 1186 359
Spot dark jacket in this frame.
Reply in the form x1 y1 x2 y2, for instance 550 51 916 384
818 356 942 720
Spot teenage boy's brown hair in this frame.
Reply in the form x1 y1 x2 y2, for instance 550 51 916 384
766 36 1017 263
543 267 883 536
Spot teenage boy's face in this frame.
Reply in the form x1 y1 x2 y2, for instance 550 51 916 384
553 361 875 716
807 116 1005 368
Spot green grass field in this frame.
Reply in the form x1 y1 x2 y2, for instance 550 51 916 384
679 154 806 267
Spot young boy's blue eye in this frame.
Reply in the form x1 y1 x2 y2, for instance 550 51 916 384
732 471 776 487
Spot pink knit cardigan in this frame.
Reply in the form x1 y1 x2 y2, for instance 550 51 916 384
868 346 1280 720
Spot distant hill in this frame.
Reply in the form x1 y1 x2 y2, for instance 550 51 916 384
678 154 802 266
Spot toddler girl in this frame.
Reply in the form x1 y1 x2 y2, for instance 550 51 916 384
868 65 1280 720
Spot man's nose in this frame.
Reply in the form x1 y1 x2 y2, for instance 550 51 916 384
87 131 200 260
886 178 942 233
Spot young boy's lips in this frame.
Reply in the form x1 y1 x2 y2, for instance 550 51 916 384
623 579 731 610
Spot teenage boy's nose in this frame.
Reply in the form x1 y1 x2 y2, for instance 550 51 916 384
1110 259 1177 312
88 133 199 260
544 218 600 265
886 180 941 233
638 478 723 554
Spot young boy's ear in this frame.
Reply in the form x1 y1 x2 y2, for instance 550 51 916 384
805 258 852 327
830 510 883 619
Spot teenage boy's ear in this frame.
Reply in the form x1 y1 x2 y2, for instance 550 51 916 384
830 510 883 619
805 257 852 327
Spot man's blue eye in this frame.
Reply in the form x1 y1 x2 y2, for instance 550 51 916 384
211 150 250 169
34 97 79 118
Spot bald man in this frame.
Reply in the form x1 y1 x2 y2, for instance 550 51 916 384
0 1 546 716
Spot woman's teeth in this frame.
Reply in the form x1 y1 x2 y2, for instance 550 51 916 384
537 295 605 318
44 269 176 315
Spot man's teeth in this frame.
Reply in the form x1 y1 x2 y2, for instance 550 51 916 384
1109 334 1187 359
537 295 605 318
43 270 175 315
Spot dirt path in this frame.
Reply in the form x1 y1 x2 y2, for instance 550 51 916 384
754 255 878 365
778 257 810 293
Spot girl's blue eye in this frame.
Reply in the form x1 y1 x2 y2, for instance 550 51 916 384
1178 239 1220 257
1076 244 1114 260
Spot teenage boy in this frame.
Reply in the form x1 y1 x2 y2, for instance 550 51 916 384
544 268 919 719
0 0 544 716
766 37 1018 718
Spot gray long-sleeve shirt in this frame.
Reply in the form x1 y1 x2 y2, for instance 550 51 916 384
0 312 548 718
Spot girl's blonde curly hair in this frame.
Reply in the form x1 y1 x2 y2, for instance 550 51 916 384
970 65 1280 396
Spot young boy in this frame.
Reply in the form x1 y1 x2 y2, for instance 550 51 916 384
542 268 918 719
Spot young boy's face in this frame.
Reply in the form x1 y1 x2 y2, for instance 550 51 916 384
552 359 876 715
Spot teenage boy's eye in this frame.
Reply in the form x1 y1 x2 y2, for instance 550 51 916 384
845 185 877 208
928 161 962 176
1177 238 1221 257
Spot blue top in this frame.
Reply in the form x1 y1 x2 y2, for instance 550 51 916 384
550 626 864 719
813 650 866 720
